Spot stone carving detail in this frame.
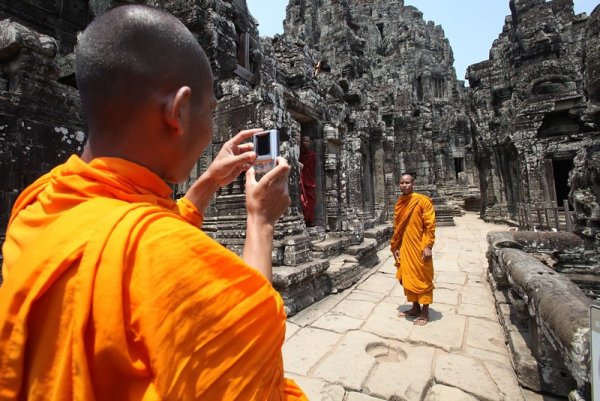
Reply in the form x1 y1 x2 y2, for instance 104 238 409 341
466 0 600 229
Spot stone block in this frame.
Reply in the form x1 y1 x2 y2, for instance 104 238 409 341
325 254 362 292
434 353 501 401
311 331 380 391
283 327 342 375
346 238 379 268
424 385 479 401
409 312 466 352
364 342 435 400
273 259 331 316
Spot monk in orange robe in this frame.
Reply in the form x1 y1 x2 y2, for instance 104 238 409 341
0 5 306 400
390 173 436 325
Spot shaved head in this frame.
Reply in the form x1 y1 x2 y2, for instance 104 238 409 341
75 5 211 129
400 173 415 183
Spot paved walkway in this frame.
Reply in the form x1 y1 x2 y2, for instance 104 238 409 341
283 212 557 401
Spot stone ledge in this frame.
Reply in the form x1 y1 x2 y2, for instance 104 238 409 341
326 254 362 293
273 259 331 316
273 259 330 288
311 236 352 259
346 237 379 269
363 223 393 249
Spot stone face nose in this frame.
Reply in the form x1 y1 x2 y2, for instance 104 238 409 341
283 212 536 401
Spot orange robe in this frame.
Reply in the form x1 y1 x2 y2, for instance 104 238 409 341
0 155 307 401
390 192 436 304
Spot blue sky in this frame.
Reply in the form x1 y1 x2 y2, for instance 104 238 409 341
246 0 599 81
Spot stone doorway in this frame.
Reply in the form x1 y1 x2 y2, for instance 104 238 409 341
544 156 573 208
290 110 326 228
551 158 573 207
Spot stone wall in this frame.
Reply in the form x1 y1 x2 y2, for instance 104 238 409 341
0 19 86 280
487 230 593 400
283 0 478 218
466 0 600 238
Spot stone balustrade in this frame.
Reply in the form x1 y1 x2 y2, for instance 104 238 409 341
487 230 593 400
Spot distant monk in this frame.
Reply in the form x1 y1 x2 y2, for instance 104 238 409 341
0 5 307 400
299 135 317 226
390 173 436 326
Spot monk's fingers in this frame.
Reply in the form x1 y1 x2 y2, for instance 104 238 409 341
237 142 254 153
263 157 290 186
229 128 263 145
245 165 257 186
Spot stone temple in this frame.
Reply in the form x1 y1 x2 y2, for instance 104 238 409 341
1 0 600 399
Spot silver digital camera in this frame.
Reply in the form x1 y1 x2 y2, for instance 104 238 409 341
253 129 279 174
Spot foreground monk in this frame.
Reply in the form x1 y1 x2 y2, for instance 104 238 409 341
0 5 307 400
390 173 436 326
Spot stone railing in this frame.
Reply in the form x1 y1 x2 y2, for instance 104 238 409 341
486 231 593 400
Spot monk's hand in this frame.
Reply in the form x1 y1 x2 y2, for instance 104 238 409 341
203 128 261 187
422 247 432 260
185 129 260 214
245 157 291 226
393 250 400 261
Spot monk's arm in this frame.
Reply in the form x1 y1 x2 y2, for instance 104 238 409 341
422 199 436 249
243 217 275 282
243 158 291 282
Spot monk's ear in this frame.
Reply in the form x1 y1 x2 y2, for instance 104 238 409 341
164 86 192 136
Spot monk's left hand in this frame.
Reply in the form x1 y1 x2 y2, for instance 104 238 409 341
203 128 261 187
422 247 432 260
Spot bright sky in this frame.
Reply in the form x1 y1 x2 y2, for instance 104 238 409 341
246 0 599 80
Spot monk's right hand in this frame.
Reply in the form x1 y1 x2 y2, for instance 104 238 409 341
203 128 261 188
393 250 400 261
245 157 291 226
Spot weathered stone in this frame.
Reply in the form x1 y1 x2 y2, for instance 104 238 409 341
424 385 479 401
363 342 434 400
409 312 466 352
434 353 501 401
282 327 342 375
311 330 381 391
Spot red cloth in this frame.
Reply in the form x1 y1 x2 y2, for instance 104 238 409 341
299 149 316 225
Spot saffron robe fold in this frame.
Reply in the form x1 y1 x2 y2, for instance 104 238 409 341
0 155 307 401
390 193 436 299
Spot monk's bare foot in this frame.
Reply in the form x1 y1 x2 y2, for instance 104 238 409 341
414 306 429 325
398 306 421 318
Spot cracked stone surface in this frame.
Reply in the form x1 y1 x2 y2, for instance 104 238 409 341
283 213 535 400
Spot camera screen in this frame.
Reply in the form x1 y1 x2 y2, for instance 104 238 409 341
256 133 271 156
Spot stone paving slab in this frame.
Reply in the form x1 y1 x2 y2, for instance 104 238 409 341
284 327 342 375
425 384 480 401
465 317 508 354
362 301 412 341
457 301 498 320
282 213 537 400
434 353 501 401
311 331 382 390
364 343 435 400
409 312 466 352
312 312 364 333
288 375 346 401
435 271 467 285
356 272 396 294
330 298 377 320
